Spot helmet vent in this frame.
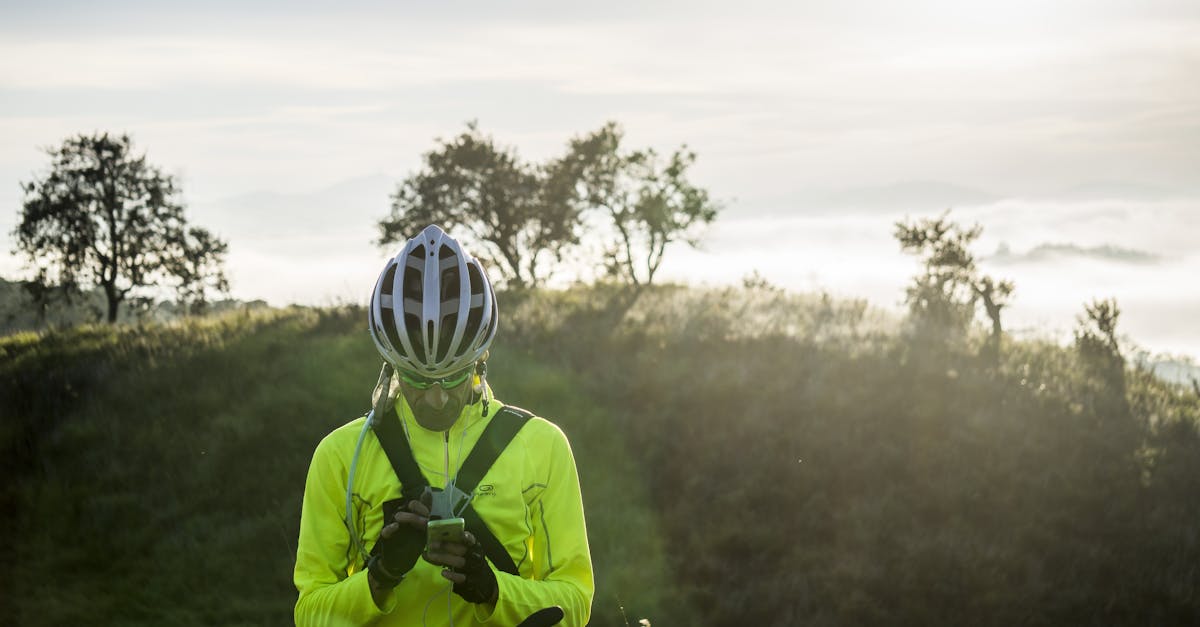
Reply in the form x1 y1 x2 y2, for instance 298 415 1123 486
404 312 424 357
379 264 406 356
436 313 456 363
441 267 460 301
465 307 483 343
402 266 422 303
426 320 435 365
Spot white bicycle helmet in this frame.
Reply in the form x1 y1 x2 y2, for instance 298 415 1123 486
368 225 497 377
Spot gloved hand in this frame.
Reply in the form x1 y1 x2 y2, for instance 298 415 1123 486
426 531 499 604
517 607 565 627
451 541 499 604
368 499 428 589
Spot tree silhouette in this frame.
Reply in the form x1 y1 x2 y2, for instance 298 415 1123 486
14 133 229 322
566 122 720 287
1075 297 1128 407
166 227 231 315
378 122 580 288
895 213 1014 357
380 121 722 290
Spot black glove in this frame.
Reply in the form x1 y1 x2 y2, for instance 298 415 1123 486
516 607 565 627
452 541 499 604
368 499 425 589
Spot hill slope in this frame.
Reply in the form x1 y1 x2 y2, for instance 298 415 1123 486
1 306 676 626
4 286 1200 625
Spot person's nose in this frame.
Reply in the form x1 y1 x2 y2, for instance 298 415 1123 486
423 385 450 409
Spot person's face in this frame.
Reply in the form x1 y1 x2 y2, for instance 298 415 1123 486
396 366 476 432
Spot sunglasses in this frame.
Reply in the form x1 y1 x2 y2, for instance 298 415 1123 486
396 366 474 390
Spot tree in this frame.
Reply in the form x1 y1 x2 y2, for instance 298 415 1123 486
18 278 66 326
166 227 231 315
895 213 1014 357
380 121 721 289
566 122 720 287
378 122 580 288
1075 298 1127 397
13 133 229 322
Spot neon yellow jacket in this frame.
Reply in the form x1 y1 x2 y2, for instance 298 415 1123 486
294 392 594 626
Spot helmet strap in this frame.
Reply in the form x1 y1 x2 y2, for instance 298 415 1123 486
369 363 396 426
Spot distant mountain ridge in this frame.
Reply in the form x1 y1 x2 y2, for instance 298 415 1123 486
1047 181 1187 202
769 179 1197 216
192 173 394 239
987 242 1164 265
816 180 999 212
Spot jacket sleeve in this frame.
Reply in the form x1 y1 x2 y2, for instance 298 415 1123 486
294 433 398 626
474 424 594 626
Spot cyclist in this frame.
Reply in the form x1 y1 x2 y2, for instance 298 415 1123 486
294 225 593 626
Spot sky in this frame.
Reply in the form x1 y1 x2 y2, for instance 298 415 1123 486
1 0 1198 359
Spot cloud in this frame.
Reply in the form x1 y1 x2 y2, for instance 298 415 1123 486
3 2 1199 198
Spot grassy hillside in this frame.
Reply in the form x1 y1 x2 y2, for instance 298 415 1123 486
2 308 372 625
3 286 1199 625
0 305 674 626
500 285 1200 626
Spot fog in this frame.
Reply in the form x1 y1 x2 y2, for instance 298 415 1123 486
660 196 1200 360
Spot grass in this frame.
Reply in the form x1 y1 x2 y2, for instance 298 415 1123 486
2 304 681 626
4 285 1200 625
488 348 686 625
3 307 372 625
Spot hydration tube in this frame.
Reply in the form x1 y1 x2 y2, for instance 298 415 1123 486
345 363 394 563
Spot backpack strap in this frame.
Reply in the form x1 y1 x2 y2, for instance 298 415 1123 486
456 405 533 496
457 406 532 575
370 403 428 503
371 404 533 575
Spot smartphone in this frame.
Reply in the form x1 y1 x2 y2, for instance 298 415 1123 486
427 517 465 547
